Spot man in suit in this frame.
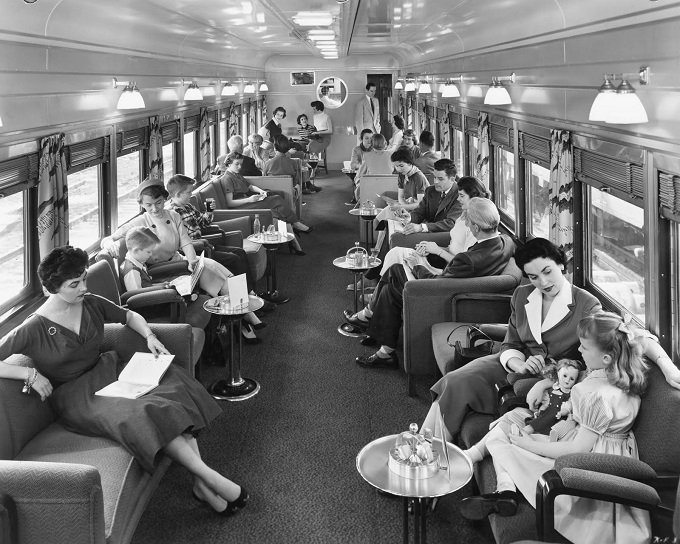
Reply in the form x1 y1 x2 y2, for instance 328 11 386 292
354 83 380 138
414 131 440 176
227 135 262 176
347 198 514 368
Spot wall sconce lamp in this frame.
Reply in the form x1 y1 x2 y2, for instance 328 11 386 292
243 82 256 94
484 73 514 105
404 79 416 92
440 76 463 98
394 78 404 90
221 81 237 96
182 79 203 101
112 78 145 109
259 81 269 92
589 67 649 124
418 79 432 94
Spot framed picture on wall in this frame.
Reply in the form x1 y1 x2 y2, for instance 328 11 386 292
290 71 315 86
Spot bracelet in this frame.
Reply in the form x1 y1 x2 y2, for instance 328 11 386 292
146 332 157 340
22 368 37 394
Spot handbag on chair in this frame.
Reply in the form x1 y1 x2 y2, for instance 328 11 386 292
447 324 495 371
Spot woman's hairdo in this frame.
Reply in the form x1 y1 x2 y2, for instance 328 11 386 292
273 107 286 118
457 176 489 199
402 129 417 142
296 113 308 125
466 197 500 232
38 245 89 294
125 226 160 252
515 237 566 274
273 134 291 153
371 133 387 150
138 184 168 203
393 115 405 130
310 100 325 111
225 151 244 166
390 146 414 164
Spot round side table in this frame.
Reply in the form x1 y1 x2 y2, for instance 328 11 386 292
349 207 382 250
204 294 264 401
248 232 295 305
333 256 381 337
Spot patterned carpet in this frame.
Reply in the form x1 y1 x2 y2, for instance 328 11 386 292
132 171 495 544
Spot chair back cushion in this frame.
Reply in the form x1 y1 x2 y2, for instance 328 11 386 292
88 259 122 304
0 355 57 459
634 364 680 473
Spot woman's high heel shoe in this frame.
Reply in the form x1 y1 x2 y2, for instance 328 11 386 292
288 242 306 256
241 324 262 344
218 487 249 516
293 225 315 236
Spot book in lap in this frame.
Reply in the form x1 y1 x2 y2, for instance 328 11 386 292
95 352 175 399
168 254 204 296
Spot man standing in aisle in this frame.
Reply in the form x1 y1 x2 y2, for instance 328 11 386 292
354 83 380 140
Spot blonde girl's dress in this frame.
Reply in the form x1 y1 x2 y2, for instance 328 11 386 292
485 369 651 544
0 294 222 473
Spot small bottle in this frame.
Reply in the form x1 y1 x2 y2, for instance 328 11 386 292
253 214 261 236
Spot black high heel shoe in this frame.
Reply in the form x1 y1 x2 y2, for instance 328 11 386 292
293 225 315 236
219 487 249 516
288 242 306 256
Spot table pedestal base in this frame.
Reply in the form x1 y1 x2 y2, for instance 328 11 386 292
337 323 367 338
210 378 260 401
403 497 428 544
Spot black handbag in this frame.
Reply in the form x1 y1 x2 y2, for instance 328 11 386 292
447 324 494 371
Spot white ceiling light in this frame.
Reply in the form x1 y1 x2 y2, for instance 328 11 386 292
467 85 483 98
589 67 649 124
183 81 203 101
308 30 336 39
259 82 269 92
112 78 145 109
588 77 617 122
293 11 333 26
394 79 403 90
418 80 432 94
483 73 514 105
441 81 460 98
243 82 255 94
221 82 236 96
404 79 416 92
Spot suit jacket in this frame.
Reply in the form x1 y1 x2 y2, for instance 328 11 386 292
409 185 462 232
414 151 439 176
414 234 514 279
501 283 602 363
354 94 380 134
240 155 262 177
263 153 298 186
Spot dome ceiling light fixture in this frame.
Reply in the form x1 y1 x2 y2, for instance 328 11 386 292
182 79 203 101
112 77 145 110
220 81 237 96
589 66 650 124
484 73 515 105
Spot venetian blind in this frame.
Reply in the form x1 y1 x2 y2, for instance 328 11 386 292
66 136 110 172
574 148 644 199
657 171 680 221
465 114 478 134
519 132 551 166
489 123 514 150
450 111 462 130
184 115 200 133
116 127 149 157
161 120 180 144
0 153 40 197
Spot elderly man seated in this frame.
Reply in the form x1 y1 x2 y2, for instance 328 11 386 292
226 135 261 176
345 197 514 368
243 133 270 172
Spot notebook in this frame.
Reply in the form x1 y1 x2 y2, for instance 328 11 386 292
95 352 175 399
168 254 204 296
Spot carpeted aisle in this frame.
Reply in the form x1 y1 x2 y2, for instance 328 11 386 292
132 172 494 544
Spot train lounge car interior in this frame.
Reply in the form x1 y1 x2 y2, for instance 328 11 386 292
1 1 680 543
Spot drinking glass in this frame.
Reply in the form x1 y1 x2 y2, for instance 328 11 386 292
370 248 380 264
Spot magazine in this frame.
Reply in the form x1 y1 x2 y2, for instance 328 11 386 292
95 352 174 399
168 254 204 296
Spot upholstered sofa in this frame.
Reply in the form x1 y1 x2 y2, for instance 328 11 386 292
0 323 204 544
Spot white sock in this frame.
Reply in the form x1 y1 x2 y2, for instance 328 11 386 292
357 308 371 321
494 467 516 494
463 445 484 464
377 346 395 358
362 306 373 318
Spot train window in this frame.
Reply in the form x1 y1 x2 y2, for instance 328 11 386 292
116 151 142 226
0 191 27 307
68 165 101 250
494 147 516 230
219 119 228 156
209 124 215 163
183 132 196 178
527 162 550 238
453 128 464 176
587 186 645 325
162 143 174 181
468 135 478 177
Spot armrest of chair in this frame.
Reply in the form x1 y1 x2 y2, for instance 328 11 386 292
200 226 244 248
101 323 196 373
147 260 189 280
389 231 451 250
211 209 274 229
124 288 188 323
554 453 658 482
0 460 106 544
451 293 513 323
537 468 661 541
212 216 251 238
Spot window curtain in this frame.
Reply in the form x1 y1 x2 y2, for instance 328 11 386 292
386 90 393 131
420 101 428 133
148 115 164 180
438 108 450 159
407 97 414 130
38 133 68 259
399 94 405 118
475 112 490 186
199 108 211 182
248 101 256 136
228 103 238 138
549 129 575 277
261 96 267 126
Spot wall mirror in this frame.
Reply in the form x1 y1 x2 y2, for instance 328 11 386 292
316 77 348 109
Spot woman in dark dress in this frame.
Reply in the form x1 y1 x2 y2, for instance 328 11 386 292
0 246 248 516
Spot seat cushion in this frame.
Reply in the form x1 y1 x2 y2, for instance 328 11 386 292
243 240 266 281
16 422 170 539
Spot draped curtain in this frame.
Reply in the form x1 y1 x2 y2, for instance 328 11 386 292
475 112 490 186
261 96 268 126
248 101 256 136
228 103 238 138
148 115 164 180
386 90 393 132
399 94 405 119
199 108 211 182
407 97 414 130
38 133 68 259
549 129 575 277
438 108 450 159
421 102 428 133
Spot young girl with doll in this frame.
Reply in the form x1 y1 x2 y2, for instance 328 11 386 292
459 312 652 544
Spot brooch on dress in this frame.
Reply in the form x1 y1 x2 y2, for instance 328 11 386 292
48 326 57 336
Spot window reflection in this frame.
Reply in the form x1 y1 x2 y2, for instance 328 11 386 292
68 165 100 250
468 135 478 177
528 162 550 238
162 143 174 182
0 192 26 305
588 186 645 324
116 151 142 228
184 132 195 178
220 119 228 156
454 128 463 177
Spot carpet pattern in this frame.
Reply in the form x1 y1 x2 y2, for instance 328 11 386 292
132 172 495 544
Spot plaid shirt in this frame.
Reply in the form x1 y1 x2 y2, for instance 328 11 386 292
167 202 213 240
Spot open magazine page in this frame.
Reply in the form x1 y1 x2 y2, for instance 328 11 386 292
95 352 175 399
168 254 205 296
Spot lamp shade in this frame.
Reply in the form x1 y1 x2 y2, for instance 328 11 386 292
588 78 617 122
394 80 403 90
606 80 648 124
467 85 483 98
184 82 203 101
243 82 255 94
484 81 511 105
404 80 416 92
441 82 460 98
259 82 269 92
221 83 236 96
117 83 145 109
418 80 432 94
